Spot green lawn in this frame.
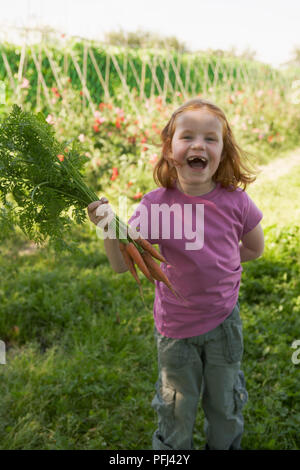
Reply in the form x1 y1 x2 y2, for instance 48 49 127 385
0 151 299 450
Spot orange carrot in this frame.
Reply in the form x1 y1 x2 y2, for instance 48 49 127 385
141 251 183 300
119 241 141 286
119 241 145 300
125 242 155 284
135 236 168 264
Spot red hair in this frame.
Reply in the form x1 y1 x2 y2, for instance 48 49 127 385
153 98 259 191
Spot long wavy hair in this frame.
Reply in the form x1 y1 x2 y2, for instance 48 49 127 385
153 98 259 191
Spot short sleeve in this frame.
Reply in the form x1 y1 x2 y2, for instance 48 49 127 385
241 192 263 238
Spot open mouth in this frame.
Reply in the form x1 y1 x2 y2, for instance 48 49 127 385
187 156 208 169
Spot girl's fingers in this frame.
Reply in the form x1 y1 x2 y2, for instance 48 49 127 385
88 200 102 212
87 197 109 212
87 198 112 226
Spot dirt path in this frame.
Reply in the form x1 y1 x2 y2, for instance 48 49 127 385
252 147 300 184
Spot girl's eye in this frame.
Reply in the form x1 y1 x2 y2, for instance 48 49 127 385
182 136 191 139
206 137 215 141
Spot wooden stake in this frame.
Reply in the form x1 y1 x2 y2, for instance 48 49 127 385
88 47 110 100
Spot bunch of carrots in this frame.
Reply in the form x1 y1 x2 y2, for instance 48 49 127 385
0 105 181 303
106 213 182 301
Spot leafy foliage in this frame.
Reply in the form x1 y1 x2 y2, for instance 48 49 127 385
0 105 98 251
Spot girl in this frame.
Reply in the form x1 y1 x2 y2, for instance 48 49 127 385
87 98 264 450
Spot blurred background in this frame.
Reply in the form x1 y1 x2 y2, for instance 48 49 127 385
0 0 300 451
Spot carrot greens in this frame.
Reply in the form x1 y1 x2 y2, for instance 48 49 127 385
0 105 98 251
0 105 179 298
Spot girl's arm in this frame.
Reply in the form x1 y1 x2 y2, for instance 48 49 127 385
239 223 264 263
103 237 129 273
87 199 129 273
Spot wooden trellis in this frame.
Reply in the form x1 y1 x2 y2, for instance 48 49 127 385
0 28 291 119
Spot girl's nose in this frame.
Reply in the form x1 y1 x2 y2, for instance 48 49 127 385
191 140 205 149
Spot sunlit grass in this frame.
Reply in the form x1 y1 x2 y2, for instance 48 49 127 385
247 149 300 229
0 149 299 450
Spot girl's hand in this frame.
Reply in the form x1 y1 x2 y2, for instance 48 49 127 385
87 197 112 226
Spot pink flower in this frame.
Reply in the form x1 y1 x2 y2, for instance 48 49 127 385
149 154 158 166
78 133 85 142
20 78 30 89
46 114 54 125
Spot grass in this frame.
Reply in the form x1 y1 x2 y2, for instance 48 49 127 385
0 149 299 450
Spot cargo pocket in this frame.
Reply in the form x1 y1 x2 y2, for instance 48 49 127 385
233 371 248 414
221 312 244 364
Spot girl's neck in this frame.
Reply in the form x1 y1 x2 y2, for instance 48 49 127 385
175 180 216 197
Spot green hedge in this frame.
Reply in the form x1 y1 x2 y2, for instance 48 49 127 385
0 40 283 108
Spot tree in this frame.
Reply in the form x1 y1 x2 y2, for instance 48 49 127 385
104 28 189 52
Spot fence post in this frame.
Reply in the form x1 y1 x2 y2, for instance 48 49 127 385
109 52 141 118
168 51 188 99
83 42 88 108
0 49 16 92
18 43 26 84
69 49 95 114
64 51 68 76
140 57 146 100
88 47 110 101
150 55 155 97
36 44 42 110
31 46 52 110
147 55 163 96
128 56 141 93
160 56 173 100
105 53 110 99
185 55 191 97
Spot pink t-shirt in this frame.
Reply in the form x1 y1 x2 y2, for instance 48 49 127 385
128 182 263 338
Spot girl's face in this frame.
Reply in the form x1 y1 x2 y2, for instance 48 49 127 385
169 108 224 196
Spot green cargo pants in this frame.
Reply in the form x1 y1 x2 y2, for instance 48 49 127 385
151 301 248 450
